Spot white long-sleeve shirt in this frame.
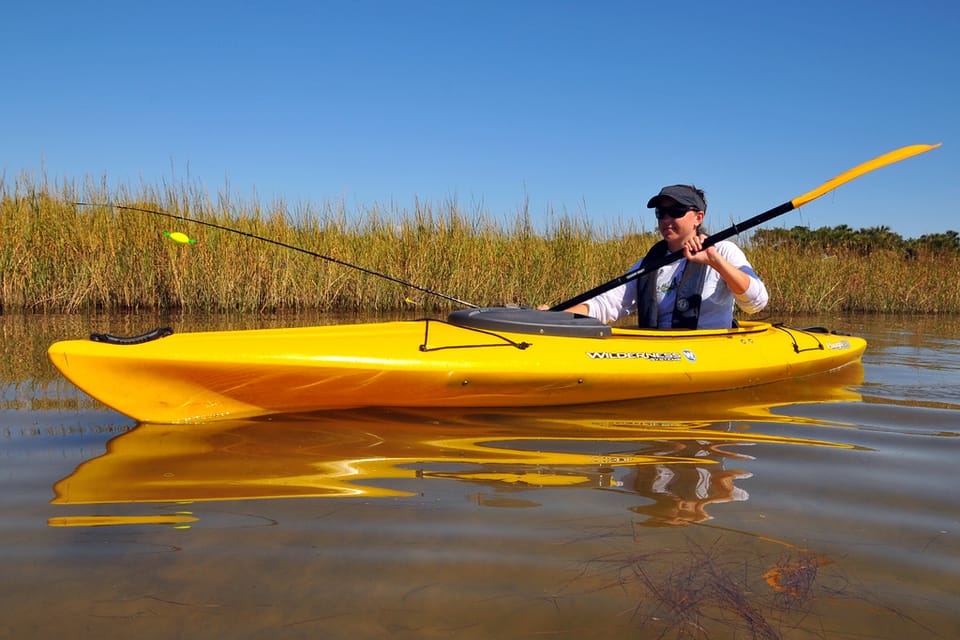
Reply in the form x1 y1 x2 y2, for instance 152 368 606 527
582 240 768 329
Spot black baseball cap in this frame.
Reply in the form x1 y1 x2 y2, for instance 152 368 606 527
646 185 707 212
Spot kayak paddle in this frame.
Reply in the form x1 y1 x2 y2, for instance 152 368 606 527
550 143 942 311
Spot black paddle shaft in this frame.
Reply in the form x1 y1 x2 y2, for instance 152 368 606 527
550 200 794 311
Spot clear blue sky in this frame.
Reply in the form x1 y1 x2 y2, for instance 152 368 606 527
3 1 956 239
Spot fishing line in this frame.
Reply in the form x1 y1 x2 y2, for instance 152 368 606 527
74 202 478 308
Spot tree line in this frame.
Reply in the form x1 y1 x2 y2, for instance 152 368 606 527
751 225 960 256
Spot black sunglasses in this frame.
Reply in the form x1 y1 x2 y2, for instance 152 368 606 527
654 205 695 220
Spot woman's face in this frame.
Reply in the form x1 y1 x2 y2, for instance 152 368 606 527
655 198 705 248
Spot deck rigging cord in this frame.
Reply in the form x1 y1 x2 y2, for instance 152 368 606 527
73 202 479 308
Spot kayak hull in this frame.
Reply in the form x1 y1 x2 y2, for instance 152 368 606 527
48 314 866 424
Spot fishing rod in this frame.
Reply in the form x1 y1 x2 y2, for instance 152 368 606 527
74 202 479 308
551 143 942 311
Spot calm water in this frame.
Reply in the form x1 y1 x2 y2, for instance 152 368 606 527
2 313 958 639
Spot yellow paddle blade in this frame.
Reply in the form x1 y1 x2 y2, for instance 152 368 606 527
164 231 196 244
792 143 941 209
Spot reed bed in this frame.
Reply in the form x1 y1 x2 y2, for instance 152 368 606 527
751 245 960 314
3 173 959 315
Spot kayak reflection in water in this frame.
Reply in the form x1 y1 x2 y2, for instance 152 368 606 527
543 185 769 330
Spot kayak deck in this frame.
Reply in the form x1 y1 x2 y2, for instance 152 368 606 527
47 311 866 423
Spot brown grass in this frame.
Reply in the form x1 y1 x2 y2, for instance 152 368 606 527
3 172 958 315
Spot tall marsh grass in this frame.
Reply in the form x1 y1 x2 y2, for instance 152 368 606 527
752 244 960 314
3 173 958 315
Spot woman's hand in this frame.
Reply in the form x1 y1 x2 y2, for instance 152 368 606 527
684 234 750 295
682 233 718 265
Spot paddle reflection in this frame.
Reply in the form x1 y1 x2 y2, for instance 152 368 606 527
50 364 863 527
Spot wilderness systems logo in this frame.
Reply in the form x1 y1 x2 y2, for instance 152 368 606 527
586 351 682 362
826 340 851 350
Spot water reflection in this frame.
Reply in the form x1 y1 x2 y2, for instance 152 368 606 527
625 443 754 527
50 365 863 527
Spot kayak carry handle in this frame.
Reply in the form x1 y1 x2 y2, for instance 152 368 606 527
90 327 174 345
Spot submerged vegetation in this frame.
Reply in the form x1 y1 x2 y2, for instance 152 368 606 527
3 173 959 315
569 530 927 640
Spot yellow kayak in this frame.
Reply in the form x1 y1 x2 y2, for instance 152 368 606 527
47 308 866 424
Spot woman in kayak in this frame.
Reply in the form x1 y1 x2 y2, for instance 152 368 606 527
546 184 768 329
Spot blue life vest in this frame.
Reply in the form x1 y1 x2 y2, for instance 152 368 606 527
635 240 709 330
